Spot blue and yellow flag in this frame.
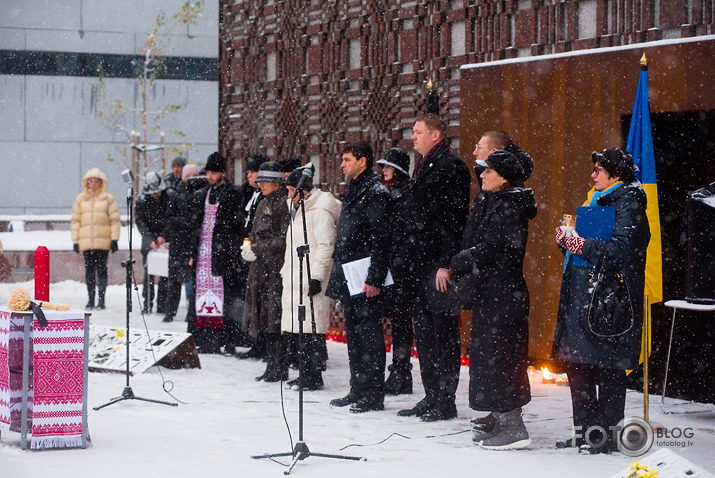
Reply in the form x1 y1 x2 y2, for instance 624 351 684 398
626 54 663 361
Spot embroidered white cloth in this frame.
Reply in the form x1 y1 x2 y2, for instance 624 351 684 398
31 310 89 449
0 311 32 434
195 194 224 328
0 310 10 433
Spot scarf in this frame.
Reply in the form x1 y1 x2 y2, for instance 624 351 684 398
195 192 225 328
563 181 624 271
413 139 450 178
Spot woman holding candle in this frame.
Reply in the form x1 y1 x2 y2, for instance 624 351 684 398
450 149 536 450
552 148 650 454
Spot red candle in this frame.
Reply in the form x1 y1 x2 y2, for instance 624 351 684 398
35 246 50 301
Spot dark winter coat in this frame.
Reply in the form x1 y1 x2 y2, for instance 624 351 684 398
326 169 392 302
396 144 471 280
243 187 290 336
450 186 537 412
135 189 175 255
552 181 650 370
165 183 200 264
191 181 244 277
164 172 182 191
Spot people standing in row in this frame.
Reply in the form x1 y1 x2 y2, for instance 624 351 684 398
241 161 290 381
280 165 341 391
451 147 537 450
326 141 392 413
397 114 471 422
377 148 415 395
191 152 244 354
552 148 650 454
71 167 120 310
135 172 173 314
163 164 201 323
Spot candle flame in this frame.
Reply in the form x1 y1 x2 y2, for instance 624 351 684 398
541 367 553 380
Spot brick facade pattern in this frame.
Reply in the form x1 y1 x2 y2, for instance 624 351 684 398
219 0 714 190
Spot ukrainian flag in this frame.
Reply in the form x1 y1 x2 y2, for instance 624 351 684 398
626 54 663 363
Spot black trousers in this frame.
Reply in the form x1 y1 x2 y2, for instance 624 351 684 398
83 250 108 299
566 363 627 442
165 251 190 318
384 286 414 373
407 276 460 406
344 295 385 401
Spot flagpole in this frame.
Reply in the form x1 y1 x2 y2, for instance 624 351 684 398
643 294 649 421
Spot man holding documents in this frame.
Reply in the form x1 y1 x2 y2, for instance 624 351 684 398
326 141 392 413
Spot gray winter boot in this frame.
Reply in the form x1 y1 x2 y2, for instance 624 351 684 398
477 408 531 450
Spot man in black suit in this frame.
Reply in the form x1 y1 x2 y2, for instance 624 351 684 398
396 114 471 422
326 141 392 413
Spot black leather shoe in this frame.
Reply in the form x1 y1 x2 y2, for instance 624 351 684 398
330 392 360 407
236 347 265 360
420 402 457 422
162 315 174 323
85 301 94 310
350 397 384 413
397 398 434 417
556 436 585 449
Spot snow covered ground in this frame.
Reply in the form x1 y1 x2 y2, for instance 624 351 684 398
1 279 714 478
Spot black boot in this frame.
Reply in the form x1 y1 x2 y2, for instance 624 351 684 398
384 364 413 395
85 286 95 310
96 286 106 310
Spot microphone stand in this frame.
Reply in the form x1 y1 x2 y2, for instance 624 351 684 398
94 182 177 410
252 188 361 473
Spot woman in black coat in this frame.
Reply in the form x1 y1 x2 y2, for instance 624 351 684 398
552 148 650 454
377 148 415 395
450 150 536 450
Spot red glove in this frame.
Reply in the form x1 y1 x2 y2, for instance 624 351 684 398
563 235 585 255
555 227 566 247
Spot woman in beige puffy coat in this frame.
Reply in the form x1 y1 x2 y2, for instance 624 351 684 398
71 168 121 309
280 168 341 390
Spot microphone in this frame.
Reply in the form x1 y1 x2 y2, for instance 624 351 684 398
291 163 315 200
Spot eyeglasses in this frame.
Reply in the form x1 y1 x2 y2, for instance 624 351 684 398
593 166 604 175
474 144 489 151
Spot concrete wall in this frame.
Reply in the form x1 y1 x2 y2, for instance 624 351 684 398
0 0 219 214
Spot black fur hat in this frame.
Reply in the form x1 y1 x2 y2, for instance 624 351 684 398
592 148 638 181
247 154 270 172
205 152 226 173
476 149 525 185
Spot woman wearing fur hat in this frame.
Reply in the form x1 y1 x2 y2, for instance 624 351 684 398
71 167 121 310
450 149 537 450
241 161 290 381
552 148 650 454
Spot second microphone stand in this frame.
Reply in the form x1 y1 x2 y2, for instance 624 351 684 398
252 188 361 474
94 182 177 410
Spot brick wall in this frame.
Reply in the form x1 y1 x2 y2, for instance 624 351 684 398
219 0 714 189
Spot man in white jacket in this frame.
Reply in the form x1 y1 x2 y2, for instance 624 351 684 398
280 166 341 391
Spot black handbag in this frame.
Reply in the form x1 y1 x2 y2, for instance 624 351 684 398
586 266 634 338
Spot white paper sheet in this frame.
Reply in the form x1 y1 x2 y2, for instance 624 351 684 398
341 256 394 296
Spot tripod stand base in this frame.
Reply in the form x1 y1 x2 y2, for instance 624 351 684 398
252 441 363 475
93 386 178 410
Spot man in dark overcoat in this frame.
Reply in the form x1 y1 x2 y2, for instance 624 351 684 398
135 171 175 314
189 152 245 353
326 141 392 413
396 114 471 422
